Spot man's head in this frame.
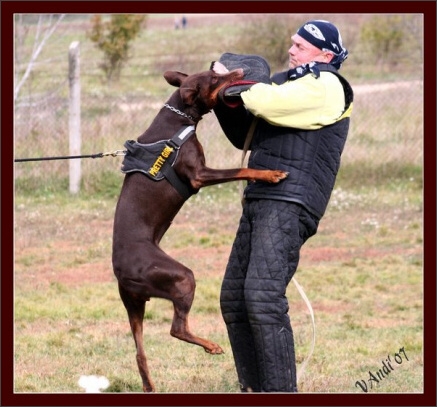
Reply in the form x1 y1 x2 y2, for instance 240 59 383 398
288 20 348 70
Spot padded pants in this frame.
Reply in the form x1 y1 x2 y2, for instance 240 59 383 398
220 200 318 392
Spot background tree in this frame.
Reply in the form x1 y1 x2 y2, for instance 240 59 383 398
88 14 147 82
360 15 404 67
14 14 66 101
234 15 297 72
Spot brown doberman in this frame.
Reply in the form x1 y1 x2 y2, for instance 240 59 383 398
112 67 288 392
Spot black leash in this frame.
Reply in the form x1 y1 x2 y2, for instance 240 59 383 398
14 150 126 163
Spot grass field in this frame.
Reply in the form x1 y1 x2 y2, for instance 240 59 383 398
14 178 423 394
13 13 424 396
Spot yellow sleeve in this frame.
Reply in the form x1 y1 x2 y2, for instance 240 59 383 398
240 72 347 130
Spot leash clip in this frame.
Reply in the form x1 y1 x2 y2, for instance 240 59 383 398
102 149 126 157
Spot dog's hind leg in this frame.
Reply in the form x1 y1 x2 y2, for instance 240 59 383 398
168 265 224 355
118 283 155 393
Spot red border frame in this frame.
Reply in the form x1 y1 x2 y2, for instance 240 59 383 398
2 2 435 406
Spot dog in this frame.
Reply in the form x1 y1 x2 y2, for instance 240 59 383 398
112 67 288 392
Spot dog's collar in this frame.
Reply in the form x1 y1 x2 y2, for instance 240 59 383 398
164 103 196 121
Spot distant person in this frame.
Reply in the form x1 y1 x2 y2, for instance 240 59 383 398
174 16 180 30
182 15 187 29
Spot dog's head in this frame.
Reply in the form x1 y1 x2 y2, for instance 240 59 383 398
164 68 244 116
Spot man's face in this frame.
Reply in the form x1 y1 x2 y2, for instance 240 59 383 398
288 34 332 69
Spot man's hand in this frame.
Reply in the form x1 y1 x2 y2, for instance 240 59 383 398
210 60 257 107
211 61 230 74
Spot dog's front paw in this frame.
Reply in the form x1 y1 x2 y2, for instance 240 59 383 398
271 170 289 183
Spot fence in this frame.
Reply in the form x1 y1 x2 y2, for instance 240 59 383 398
13 14 424 193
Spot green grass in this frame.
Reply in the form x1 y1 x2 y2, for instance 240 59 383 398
14 179 423 393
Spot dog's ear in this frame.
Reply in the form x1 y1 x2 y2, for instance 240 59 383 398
164 71 188 88
180 86 198 106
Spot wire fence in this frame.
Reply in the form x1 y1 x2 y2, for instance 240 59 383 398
13 73 423 190
13 15 424 192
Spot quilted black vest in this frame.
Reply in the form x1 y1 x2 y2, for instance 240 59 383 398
244 116 350 219
244 65 353 219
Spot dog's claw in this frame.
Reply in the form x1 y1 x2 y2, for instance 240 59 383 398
204 343 224 355
279 171 289 180
270 170 289 183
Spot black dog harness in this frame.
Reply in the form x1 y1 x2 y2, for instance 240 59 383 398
121 125 196 200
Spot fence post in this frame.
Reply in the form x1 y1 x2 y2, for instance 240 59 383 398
68 41 81 194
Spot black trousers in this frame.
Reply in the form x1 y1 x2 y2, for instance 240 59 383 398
220 200 319 392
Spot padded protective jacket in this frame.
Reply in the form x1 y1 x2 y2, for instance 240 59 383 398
214 64 354 219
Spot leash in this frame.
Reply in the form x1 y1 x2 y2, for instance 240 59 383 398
240 118 258 169
293 277 316 383
14 149 126 163
239 117 258 202
239 118 316 383
15 103 194 164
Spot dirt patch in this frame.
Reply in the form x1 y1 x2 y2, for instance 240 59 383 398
301 245 422 266
16 240 421 290
16 258 114 290
50 261 114 287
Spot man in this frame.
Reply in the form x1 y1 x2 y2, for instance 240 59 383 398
212 20 354 392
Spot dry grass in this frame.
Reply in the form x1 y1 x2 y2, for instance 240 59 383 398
13 180 423 394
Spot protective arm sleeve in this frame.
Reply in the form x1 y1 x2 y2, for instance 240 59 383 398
213 102 254 150
219 80 258 108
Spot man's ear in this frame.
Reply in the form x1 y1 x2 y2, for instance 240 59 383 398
324 52 334 63
164 71 188 87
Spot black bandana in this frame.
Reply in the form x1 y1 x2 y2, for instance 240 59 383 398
297 20 348 69
271 61 326 85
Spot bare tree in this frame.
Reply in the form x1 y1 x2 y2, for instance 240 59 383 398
14 14 66 102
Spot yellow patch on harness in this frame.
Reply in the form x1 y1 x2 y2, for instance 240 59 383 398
148 146 174 177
